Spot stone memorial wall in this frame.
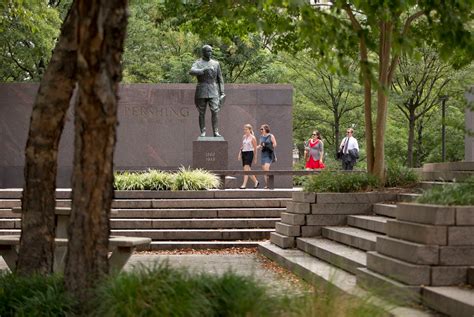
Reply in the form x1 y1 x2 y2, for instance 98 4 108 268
0 83 293 187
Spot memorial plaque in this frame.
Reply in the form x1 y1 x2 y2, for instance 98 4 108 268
192 139 228 170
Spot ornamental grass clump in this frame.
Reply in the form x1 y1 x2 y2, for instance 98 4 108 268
91 263 285 317
417 176 474 206
303 170 379 193
113 168 219 190
172 167 220 190
0 272 75 316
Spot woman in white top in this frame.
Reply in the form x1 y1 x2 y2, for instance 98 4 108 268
338 128 359 170
237 124 259 188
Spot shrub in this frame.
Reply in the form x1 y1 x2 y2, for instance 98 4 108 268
91 263 285 317
417 176 474 205
0 272 75 316
172 167 220 190
303 170 379 193
114 168 219 191
384 164 419 188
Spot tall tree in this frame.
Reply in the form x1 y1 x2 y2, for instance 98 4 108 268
17 5 77 275
64 0 128 302
391 47 452 167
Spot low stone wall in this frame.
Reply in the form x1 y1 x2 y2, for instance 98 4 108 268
368 202 474 286
270 191 397 248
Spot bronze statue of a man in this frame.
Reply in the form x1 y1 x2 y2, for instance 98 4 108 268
189 45 225 137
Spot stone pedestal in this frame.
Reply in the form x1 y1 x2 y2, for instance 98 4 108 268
193 138 228 170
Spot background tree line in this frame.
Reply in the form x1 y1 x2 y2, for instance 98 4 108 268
1 0 472 170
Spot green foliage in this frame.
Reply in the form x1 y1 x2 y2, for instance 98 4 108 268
0 272 75 316
384 164 419 188
172 167 220 190
0 265 387 317
417 177 474 206
113 168 220 191
303 171 379 193
0 1 61 81
91 263 286 317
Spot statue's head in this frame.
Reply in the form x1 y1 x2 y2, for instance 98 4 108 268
201 45 213 59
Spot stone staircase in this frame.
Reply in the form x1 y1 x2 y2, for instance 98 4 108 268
0 189 295 250
261 161 474 316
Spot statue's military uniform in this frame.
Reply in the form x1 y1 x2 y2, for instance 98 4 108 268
189 58 225 136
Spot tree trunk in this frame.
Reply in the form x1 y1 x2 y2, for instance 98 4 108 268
334 113 340 156
64 0 128 303
16 6 77 275
406 110 416 167
373 20 392 183
360 39 374 173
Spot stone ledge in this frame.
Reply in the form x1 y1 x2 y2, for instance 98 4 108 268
270 232 295 249
292 192 316 203
440 246 474 265
376 236 439 265
311 203 372 215
366 251 431 286
448 226 474 245
396 203 455 225
285 201 311 214
386 220 447 245
275 222 300 237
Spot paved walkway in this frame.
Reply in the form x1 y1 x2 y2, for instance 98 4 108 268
0 250 309 294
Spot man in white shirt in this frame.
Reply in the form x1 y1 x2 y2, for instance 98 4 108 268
339 128 359 170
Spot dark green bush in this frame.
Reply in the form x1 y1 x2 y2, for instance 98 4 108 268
0 272 75 316
417 176 474 205
303 171 379 193
384 164 419 188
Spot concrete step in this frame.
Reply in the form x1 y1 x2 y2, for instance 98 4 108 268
258 242 433 316
421 171 474 182
397 193 421 202
373 203 397 218
0 188 296 199
0 219 20 229
112 198 288 209
0 209 18 218
112 208 284 218
322 226 381 251
417 181 452 191
347 215 389 234
423 161 474 172
110 218 280 229
356 268 421 305
146 240 262 250
0 229 20 235
111 228 274 240
297 237 366 274
423 286 474 317
0 200 21 208
1 198 288 209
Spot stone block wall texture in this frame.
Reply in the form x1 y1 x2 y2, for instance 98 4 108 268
0 83 293 187
465 86 474 161
270 192 396 249
370 202 474 286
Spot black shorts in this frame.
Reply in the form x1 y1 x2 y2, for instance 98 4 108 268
241 151 254 166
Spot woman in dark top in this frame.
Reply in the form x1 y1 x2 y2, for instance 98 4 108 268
257 124 277 189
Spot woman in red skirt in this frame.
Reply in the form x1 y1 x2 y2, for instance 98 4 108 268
304 131 325 170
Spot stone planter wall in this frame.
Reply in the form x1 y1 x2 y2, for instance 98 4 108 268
270 191 397 249
367 202 474 286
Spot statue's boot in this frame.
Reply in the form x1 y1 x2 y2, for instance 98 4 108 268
211 111 221 137
199 113 206 137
